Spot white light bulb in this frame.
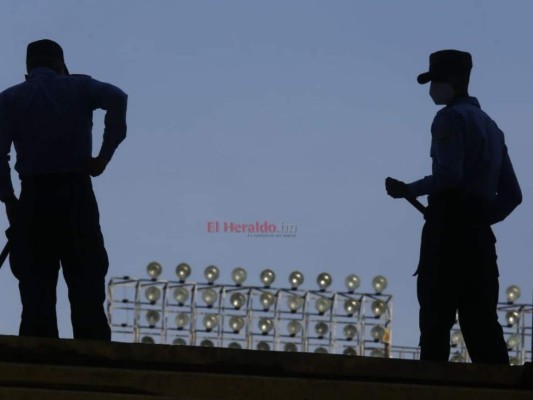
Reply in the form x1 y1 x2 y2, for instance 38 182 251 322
203 314 219 331
287 295 304 312
315 322 329 338
204 265 220 284
258 318 274 334
231 267 247 285
450 353 465 363
450 331 463 346
372 275 388 294
256 341 270 351
316 273 332 290
370 349 385 358
173 287 190 305
284 343 298 352
344 298 360 315
141 336 155 344
230 292 246 309
506 311 520 326
343 347 357 356
173 338 187 346
202 288 218 306
175 263 191 282
288 271 304 289
506 285 521 303
229 316 245 333
260 269 276 287
315 298 332 314
345 274 360 292
200 339 214 347
371 300 387 317
371 325 385 341
175 312 190 329
507 334 521 349
260 292 275 310
146 262 162 279
145 286 161 304
343 324 358 340
287 320 302 336
145 310 160 327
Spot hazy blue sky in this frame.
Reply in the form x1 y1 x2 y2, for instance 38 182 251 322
0 0 532 349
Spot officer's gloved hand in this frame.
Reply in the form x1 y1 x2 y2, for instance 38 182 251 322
86 156 108 177
385 177 410 199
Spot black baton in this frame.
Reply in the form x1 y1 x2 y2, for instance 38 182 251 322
0 227 12 269
406 197 426 214
0 241 9 269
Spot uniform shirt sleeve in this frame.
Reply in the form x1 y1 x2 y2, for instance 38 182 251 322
86 78 128 162
0 94 16 203
488 145 522 224
407 109 464 197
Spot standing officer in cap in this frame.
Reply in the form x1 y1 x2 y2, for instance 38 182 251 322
0 39 127 340
385 50 521 364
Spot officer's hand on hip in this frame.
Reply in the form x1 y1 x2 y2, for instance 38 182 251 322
385 177 409 199
86 157 108 177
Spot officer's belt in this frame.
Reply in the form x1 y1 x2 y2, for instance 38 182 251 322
425 190 491 225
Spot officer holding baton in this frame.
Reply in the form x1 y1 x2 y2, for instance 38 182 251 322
386 50 521 364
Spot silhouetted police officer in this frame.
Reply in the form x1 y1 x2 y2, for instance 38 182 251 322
0 39 127 340
385 50 521 364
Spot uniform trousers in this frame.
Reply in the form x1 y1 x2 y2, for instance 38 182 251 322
9 173 111 340
416 192 508 364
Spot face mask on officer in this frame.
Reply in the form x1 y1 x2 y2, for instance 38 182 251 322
430 81 455 105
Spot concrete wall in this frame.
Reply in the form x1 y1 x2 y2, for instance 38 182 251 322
0 335 531 399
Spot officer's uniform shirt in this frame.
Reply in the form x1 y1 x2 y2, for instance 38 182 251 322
407 96 521 224
0 67 127 202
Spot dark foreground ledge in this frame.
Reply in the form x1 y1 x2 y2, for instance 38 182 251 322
0 335 531 399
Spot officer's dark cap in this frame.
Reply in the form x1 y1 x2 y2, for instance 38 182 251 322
26 39 69 75
417 50 472 85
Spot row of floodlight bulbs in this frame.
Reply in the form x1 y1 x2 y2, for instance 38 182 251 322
450 331 523 365
448 353 516 365
146 262 389 293
143 285 388 317
143 310 387 341
139 336 384 357
451 308 522 330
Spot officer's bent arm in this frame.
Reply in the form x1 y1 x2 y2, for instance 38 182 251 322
86 79 128 163
0 94 16 203
488 147 522 225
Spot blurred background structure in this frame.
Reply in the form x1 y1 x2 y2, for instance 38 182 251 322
107 263 531 364
108 262 392 357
